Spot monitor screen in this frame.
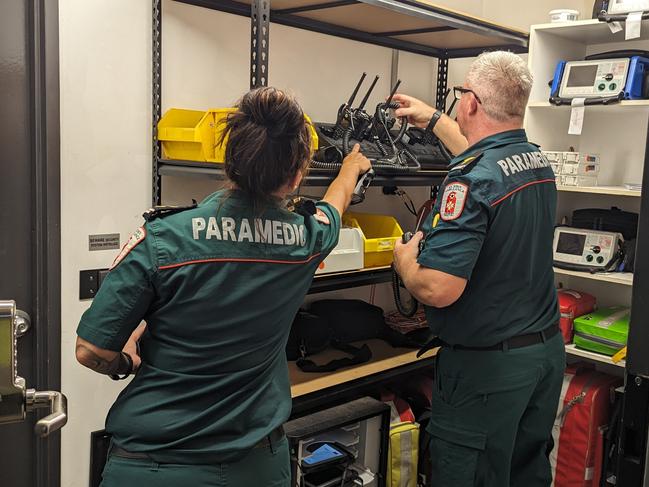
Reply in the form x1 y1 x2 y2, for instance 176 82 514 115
566 65 598 87
557 232 586 255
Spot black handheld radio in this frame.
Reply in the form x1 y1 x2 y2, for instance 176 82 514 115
351 168 375 205
331 73 367 139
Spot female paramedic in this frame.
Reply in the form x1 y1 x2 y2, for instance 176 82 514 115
75 87 372 487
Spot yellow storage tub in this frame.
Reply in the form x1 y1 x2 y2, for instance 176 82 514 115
343 212 403 268
157 108 318 163
157 108 218 162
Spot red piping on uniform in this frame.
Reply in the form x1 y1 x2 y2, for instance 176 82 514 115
158 253 322 270
490 179 556 207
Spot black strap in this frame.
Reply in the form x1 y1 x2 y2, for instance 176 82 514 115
142 200 198 222
418 324 559 355
109 352 134 381
425 110 443 137
416 337 446 358
296 342 372 373
253 426 285 450
110 445 151 460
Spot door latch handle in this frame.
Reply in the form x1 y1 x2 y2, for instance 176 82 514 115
26 389 68 437
0 300 68 437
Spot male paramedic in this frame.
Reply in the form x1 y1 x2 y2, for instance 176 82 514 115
393 51 564 487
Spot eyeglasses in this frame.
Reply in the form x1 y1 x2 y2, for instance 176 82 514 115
453 86 482 104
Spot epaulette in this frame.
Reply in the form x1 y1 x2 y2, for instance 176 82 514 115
143 199 198 222
449 152 484 174
286 197 317 218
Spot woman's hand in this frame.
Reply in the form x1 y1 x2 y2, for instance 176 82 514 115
123 322 147 372
341 144 372 176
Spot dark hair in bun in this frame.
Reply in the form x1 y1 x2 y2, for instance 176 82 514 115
220 87 312 204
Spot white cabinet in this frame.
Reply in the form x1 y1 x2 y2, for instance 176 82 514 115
525 19 648 371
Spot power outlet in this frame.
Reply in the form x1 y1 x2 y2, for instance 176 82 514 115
79 269 109 300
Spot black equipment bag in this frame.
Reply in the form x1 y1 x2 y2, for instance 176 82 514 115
286 309 373 372
309 299 433 349
309 299 387 343
286 300 433 373
572 207 639 241
286 312 332 361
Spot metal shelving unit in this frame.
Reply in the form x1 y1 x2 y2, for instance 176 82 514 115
309 266 392 293
151 0 529 204
158 159 448 186
150 0 529 416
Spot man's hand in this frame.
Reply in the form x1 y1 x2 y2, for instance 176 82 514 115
393 93 469 156
393 231 424 276
123 322 147 372
393 231 468 308
392 94 436 129
341 143 372 176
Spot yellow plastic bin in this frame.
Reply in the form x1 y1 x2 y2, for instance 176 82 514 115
157 108 218 162
343 212 403 268
158 108 319 163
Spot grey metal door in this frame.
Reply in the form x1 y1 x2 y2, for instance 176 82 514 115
0 0 64 486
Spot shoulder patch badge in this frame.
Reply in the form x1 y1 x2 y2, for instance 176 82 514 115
440 182 469 221
111 227 146 269
314 209 330 225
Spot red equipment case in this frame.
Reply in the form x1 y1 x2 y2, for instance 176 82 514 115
558 289 597 343
550 365 621 487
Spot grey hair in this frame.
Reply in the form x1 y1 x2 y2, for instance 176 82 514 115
465 51 533 122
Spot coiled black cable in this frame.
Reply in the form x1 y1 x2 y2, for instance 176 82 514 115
391 266 418 317
339 127 417 172
374 139 390 158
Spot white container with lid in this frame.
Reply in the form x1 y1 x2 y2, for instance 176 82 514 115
549 9 580 22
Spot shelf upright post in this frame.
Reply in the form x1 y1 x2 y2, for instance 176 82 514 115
617 113 649 487
152 0 163 205
250 0 270 89
436 56 449 112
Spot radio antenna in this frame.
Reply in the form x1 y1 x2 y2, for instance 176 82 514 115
358 75 380 111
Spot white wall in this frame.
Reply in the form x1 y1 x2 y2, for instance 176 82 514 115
58 1 588 485
59 1 152 486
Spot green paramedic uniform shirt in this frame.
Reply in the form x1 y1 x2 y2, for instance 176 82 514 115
418 129 560 347
76 189 340 464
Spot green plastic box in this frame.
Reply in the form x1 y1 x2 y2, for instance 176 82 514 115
573 306 630 356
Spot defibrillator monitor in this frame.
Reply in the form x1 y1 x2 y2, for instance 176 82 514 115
550 55 649 103
607 0 649 15
553 227 623 271
560 59 629 98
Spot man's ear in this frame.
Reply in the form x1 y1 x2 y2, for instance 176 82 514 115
468 96 480 116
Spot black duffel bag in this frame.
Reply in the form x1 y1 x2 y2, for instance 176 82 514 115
309 299 386 343
286 310 372 373
572 207 638 241
286 312 332 361
310 299 433 349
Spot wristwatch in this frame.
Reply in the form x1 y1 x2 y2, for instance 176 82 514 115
110 352 134 381
425 109 443 135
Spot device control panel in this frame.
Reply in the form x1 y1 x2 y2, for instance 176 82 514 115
559 59 629 98
608 0 649 15
553 227 622 269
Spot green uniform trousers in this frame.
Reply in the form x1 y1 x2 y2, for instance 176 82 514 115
100 437 290 487
429 332 565 487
